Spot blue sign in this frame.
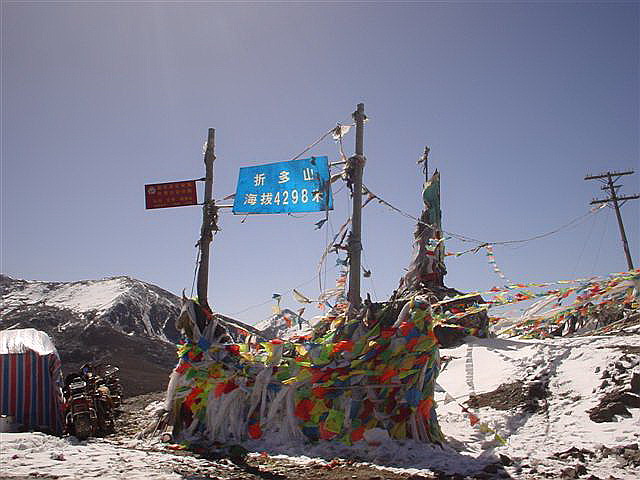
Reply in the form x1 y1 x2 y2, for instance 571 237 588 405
233 156 333 214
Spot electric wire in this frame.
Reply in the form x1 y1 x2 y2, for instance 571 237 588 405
216 119 605 262
571 209 598 278
219 118 612 318
592 209 610 272
363 182 607 250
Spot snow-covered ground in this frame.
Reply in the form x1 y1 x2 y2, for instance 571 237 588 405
2 334 639 479
436 335 640 479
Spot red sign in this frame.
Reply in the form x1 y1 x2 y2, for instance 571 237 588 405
145 180 198 209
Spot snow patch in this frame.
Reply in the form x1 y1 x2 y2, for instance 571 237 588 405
1 277 130 315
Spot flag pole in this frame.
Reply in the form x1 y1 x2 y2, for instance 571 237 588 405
197 128 216 308
348 103 365 311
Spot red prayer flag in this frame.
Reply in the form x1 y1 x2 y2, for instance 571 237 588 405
294 398 314 421
332 341 354 353
174 362 191 374
351 426 366 442
379 368 398 383
399 322 415 336
469 413 480 426
248 423 262 439
312 386 328 398
381 328 397 338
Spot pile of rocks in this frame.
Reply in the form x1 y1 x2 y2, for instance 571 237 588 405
549 444 639 479
587 352 640 422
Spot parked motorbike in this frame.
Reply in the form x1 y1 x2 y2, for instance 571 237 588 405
62 363 122 439
95 364 123 412
62 373 95 440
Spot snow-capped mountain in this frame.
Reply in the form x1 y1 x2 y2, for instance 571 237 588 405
1 275 181 342
0 275 183 396
254 308 310 340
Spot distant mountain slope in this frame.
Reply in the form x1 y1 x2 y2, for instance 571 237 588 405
254 308 309 340
0 275 182 396
1 275 181 341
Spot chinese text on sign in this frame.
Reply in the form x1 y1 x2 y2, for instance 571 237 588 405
233 156 333 214
145 181 198 209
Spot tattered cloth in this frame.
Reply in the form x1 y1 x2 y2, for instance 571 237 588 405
164 297 444 446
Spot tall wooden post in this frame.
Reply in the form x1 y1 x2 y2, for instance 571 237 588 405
586 170 638 271
348 103 365 309
197 128 216 307
606 173 635 270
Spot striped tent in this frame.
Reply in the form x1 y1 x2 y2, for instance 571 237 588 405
0 328 64 435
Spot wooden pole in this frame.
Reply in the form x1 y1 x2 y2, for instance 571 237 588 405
606 173 635 270
586 170 638 271
197 128 216 308
348 103 365 309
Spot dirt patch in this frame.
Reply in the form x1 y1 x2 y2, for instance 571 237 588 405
174 454 509 480
193 457 432 480
467 380 549 413
113 391 167 437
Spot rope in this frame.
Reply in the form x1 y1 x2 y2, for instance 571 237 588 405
190 248 201 298
230 273 320 317
289 121 354 162
363 183 607 250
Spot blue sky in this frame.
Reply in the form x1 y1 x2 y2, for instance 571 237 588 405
2 2 638 325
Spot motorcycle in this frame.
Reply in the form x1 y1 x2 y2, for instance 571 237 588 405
95 364 123 412
62 373 96 440
62 363 122 439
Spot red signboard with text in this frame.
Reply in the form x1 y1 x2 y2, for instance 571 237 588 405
145 181 198 209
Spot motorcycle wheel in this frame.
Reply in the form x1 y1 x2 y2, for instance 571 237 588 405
74 414 92 440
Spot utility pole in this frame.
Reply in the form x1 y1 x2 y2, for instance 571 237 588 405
197 128 216 308
585 170 639 270
348 103 365 309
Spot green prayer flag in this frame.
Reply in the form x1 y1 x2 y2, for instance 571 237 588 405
324 409 345 434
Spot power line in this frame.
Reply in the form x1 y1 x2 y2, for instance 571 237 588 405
363 183 607 250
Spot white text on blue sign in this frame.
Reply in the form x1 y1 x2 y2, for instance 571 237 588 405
233 156 333 214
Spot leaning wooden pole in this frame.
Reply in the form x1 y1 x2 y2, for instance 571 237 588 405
606 173 635 270
586 170 638 271
197 128 216 308
348 103 365 310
